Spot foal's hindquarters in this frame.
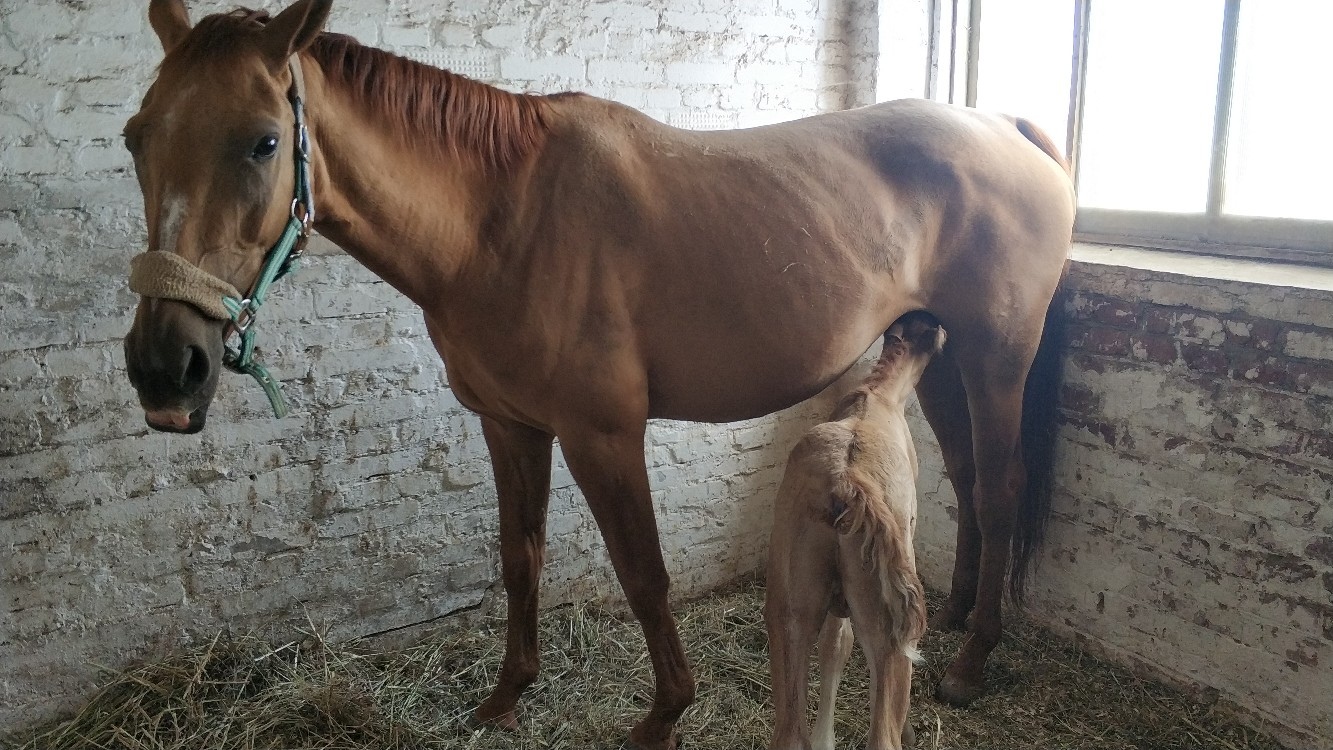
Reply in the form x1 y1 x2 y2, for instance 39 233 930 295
765 314 941 750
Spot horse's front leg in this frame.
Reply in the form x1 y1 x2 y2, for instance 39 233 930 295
473 416 555 730
560 421 696 750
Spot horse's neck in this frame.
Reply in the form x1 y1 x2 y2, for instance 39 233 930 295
301 63 532 308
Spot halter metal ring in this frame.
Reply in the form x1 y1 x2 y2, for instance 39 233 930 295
291 198 314 232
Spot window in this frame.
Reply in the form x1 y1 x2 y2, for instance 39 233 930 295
931 0 1333 265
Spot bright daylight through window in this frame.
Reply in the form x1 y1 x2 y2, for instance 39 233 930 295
954 0 1333 262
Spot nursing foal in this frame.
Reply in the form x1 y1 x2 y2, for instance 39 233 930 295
766 313 943 750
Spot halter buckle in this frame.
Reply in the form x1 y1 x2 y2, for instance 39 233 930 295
226 297 258 334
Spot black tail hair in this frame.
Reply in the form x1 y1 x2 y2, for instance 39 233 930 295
1009 273 1069 604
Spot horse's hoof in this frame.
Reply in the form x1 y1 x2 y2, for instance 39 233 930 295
626 725 678 750
901 722 917 747
935 671 985 707
928 607 968 633
471 705 520 732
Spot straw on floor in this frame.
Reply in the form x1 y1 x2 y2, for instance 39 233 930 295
9 580 1284 750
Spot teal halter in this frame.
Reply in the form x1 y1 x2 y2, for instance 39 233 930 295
219 57 316 419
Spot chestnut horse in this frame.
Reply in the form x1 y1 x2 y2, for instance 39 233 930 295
120 2 1074 748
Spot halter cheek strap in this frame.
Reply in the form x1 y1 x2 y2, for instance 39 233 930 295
127 57 315 419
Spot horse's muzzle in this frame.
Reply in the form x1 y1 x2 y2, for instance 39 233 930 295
125 298 225 432
144 405 210 434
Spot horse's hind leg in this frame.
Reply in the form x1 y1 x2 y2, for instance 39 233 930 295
474 416 555 729
560 421 695 750
915 352 978 632
937 343 1032 706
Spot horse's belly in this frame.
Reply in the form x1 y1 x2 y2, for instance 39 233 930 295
644 321 887 423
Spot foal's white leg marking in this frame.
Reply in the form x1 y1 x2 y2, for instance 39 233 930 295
812 615 854 750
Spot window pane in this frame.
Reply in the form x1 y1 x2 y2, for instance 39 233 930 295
974 0 1076 152
1077 1 1224 213
1223 1 1333 220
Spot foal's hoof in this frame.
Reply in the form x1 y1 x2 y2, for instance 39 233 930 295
935 671 986 707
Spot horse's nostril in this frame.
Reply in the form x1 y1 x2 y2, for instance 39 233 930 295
180 345 212 392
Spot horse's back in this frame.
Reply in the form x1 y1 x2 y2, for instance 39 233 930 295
521 96 1073 423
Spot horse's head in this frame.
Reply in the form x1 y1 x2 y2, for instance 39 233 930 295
123 0 330 432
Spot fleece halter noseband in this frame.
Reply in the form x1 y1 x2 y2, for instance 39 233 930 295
128 57 315 419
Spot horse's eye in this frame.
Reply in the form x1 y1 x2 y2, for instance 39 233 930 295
251 135 279 161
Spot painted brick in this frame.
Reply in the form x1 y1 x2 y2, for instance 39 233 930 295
435 23 476 47
737 61 794 85
1286 329 1333 362
382 23 432 49
665 61 736 85
5 2 1324 749
589 59 663 85
663 11 729 33
500 54 587 82
589 4 661 31
480 24 526 49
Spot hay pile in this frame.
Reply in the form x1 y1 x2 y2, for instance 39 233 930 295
10 581 1284 750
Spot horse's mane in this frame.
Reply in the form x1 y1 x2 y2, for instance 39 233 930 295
177 9 550 173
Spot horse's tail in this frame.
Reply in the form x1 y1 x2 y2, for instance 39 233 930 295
1009 261 1070 605
1004 116 1072 605
1012 116 1072 177
831 466 927 660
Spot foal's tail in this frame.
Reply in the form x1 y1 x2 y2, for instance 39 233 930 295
831 467 927 659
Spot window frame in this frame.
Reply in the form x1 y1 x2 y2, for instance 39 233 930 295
934 0 1333 266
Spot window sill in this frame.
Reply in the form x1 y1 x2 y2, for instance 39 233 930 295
1070 242 1333 293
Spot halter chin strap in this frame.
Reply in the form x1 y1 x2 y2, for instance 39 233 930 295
128 56 315 419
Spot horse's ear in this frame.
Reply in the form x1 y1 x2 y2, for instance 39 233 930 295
259 0 333 69
148 0 191 53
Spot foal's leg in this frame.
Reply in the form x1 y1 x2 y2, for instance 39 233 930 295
864 643 915 750
560 423 695 750
765 532 834 750
914 352 978 632
840 546 918 750
937 360 1029 706
474 416 555 730
811 615 853 750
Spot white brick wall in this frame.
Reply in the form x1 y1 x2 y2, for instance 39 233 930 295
0 0 873 732
5 2 1327 748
